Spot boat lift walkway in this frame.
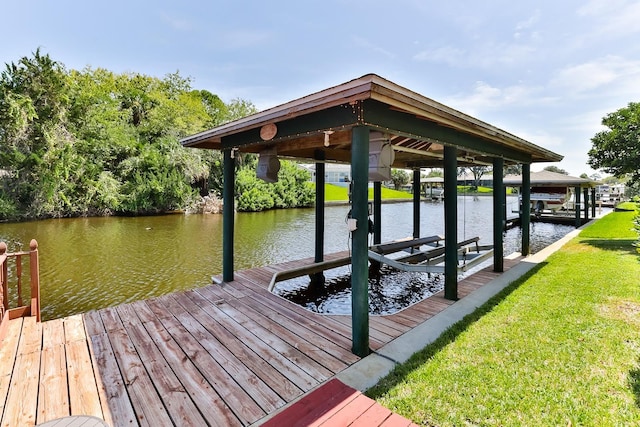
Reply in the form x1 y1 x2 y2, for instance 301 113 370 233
0 246 539 427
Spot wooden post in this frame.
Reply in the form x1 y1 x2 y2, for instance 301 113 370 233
521 164 531 256
0 242 7 316
444 145 458 301
492 157 504 272
16 255 23 307
591 188 596 218
350 125 370 357
413 169 421 240
223 149 235 283
29 240 40 322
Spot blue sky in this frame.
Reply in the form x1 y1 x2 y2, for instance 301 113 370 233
3 0 640 177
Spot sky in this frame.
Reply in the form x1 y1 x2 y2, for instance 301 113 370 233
2 0 640 177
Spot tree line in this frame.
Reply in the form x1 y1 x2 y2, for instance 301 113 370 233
0 50 313 221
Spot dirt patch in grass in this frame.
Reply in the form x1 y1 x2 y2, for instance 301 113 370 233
600 299 640 326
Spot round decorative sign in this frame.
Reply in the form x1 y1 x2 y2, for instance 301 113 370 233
260 123 278 140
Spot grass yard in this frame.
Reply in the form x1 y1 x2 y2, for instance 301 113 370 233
322 183 499 201
368 209 640 426
323 183 412 201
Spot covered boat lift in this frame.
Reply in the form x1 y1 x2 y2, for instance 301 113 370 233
504 170 597 227
181 74 563 356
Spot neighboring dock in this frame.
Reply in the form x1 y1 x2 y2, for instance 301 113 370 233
1 252 521 426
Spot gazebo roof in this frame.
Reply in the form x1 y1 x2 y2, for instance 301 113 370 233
504 170 596 188
181 74 563 168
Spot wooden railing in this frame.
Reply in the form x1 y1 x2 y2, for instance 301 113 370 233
0 239 40 341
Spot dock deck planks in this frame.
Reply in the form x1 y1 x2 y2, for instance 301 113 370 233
0 254 521 426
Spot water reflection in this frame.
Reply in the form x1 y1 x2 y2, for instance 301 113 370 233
274 198 575 315
0 197 574 320
279 265 444 315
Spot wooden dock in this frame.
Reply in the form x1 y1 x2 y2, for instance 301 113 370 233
0 253 520 426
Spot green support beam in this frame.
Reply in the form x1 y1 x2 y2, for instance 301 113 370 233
369 181 383 275
521 164 531 256
373 182 382 245
444 145 458 300
493 157 504 272
362 100 533 163
413 169 421 239
583 188 589 219
350 126 370 357
221 105 359 149
575 186 582 227
310 152 326 287
314 152 326 263
222 149 235 282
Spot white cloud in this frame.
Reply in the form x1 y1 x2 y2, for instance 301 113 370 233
577 0 640 38
514 9 541 40
443 81 548 114
413 39 538 70
351 36 396 59
412 45 466 66
551 55 640 94
160 12 193 31
517 130 565 151
220 30 273 49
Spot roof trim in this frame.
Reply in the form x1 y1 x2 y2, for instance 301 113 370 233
181 74 563 164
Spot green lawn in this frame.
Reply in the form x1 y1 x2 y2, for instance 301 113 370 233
367 210 640 426
322 183 498 201
323 183 412 201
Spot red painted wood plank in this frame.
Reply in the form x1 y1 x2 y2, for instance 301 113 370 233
262 379 359 427
379 412 417 426
314 393 375 426
347 400 393 427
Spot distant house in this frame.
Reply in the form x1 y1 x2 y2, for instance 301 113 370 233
300 164 352 186
457 172 493 188
595 183 626 206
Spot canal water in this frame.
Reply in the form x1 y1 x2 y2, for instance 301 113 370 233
0 196 574 320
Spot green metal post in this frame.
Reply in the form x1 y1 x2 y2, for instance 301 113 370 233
310 153 326 287
521 164 531 256
574 186 581 227
373 182 382 245
315 153 326 263
493 158 504 272
350 126 370 356
222 149 235 282
369 181 382 275
503 185 508 229
443 145 458 301
583 188 589 219
413 169 421 239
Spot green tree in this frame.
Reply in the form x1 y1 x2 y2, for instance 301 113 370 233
226 98 258 122
543 165 569 175
468 165 489 189
235 160 314 212
0 50 304 219
588 102 640 185
390 169 410 190
504 164 522 176
426 168 443 177
0 49 71 218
